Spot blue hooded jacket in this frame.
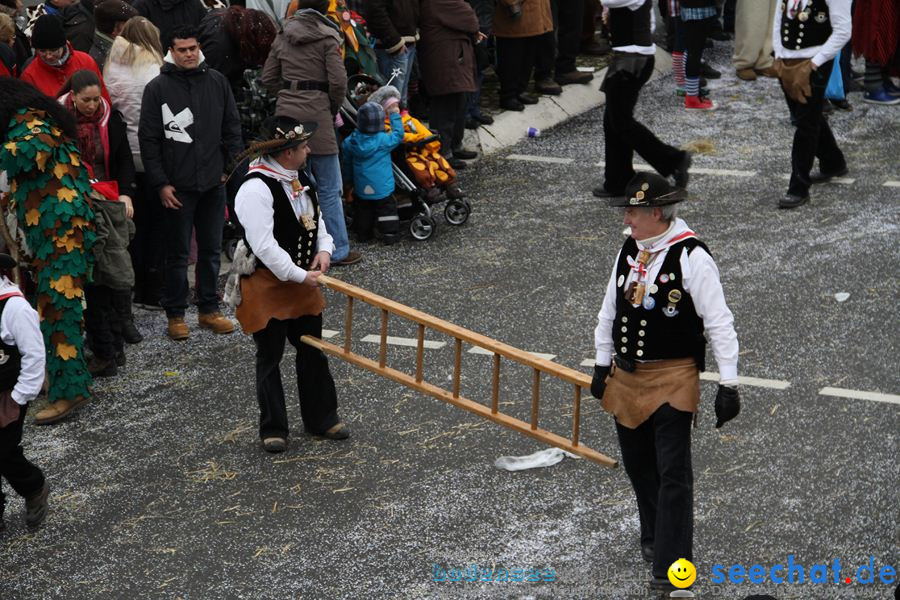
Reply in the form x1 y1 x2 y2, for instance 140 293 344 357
340 111 404 201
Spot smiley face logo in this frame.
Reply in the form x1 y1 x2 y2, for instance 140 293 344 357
668 558 696 588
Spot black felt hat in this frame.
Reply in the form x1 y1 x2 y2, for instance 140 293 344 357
268 116 317 152
608 172 688 207
0 253 16 269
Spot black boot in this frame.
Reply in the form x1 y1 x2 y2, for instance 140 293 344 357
122 320 143 344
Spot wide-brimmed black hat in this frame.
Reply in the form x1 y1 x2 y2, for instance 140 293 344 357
608 172 688 207
268 116 317 152
0 253 16 269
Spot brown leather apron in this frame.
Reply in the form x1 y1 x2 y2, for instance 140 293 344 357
601 357 700 429
235 268 325 334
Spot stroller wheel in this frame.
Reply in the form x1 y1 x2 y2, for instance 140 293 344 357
409 215 436 241
223 237 238 262
444 199 470 226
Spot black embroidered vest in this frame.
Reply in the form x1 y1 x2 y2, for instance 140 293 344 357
609 0 652 48
0 296 23 393
780 0 832 50
613 237 709 370
243 171 320 271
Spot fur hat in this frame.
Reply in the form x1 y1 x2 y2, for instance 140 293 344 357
356 101 385 134
31 14 66 50
368 85 401 112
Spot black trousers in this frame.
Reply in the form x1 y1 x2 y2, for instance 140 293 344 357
353 194 399 241
535 0 584 79
252 315 340 440
603 56 686 194
616 403 694 579
783 60 846 197
0 404 45 518
429 92 468 155
682 16 713 78
130 172 166 305
85 284 125 360
496 35 540 101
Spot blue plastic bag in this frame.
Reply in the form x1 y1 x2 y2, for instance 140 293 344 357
825 50 845 100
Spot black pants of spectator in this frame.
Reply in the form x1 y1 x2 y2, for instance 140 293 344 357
496 35 540 102
160 186 225 318
353 194 399 243
782 60 846 198
616 403 694 580
602 56 686 194
85 284 125 361
429 92 467 155
252 315 340 440
683 16 713 79
131 173 166 306
535 0 584 79
0 404 45 520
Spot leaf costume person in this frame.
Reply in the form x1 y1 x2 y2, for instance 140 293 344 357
0 78 96 425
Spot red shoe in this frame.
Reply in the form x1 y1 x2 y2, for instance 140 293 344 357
684 95 716 110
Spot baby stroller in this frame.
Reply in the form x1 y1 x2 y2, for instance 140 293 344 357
338 74 472 241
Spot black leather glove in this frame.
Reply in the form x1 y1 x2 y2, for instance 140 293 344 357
590 365 610 399
714 385 740 428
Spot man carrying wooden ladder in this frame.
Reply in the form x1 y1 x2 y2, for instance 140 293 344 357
590 172 741 594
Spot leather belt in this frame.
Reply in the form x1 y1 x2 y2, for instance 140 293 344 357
282 80 329 92
613 355 637 373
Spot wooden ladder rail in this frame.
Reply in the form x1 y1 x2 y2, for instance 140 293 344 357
300 275 618 468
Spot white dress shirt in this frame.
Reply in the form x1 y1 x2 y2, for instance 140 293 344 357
234 156 335 285
594 218 739 384
0 278 45 405
772 0 852 67
603 0 656 55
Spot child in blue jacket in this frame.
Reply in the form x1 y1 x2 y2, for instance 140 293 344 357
341 99 404 244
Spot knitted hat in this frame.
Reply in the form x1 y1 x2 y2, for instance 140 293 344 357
31 14 66 50
356 101 385 134
368 85 401 112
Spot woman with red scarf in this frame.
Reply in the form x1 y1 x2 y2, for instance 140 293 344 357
58 69 139 377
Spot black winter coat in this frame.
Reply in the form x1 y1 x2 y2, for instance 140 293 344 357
133 0 208 49
62 0 95 53
138 59 244 193
107 110 137 198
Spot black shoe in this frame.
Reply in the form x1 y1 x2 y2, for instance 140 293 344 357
555 70 593 85
592 186 624 199
704 38 714 49
580 39 610 56
474 113 494 125
779 193 809 208
499 98 525 111
810 166 848 184
535 78 562 95
822 101 834 115
25 482 49 529
448 157 467 170
122 321 143 344
829 98 852 111
517 93 539 105
88 356 117 377
844 78 863 93
453 148 478 160
641 543 654 563
115 351 126 367
465 118 480 130
649 576 677 592
261 437 286 453
701 62 721 79
672 152 692 189
700 76 708 87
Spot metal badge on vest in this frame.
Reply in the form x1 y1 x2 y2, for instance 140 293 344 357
781 0 832 50
613 237 710 371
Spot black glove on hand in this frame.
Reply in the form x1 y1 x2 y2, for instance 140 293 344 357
714 385 740 428
590 365 610 399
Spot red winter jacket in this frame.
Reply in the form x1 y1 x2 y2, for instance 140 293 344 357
20 42 110 102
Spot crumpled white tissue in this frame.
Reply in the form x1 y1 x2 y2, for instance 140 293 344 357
494 447 581 472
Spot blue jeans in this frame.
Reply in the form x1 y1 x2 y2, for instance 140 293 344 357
161 186 225 317
375 46 416 103
307 153 349 262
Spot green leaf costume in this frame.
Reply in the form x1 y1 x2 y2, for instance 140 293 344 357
1 108 96 403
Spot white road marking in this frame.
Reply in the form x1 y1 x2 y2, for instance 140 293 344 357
595 161 756 177
580 358 596 367
700 371 791 390
468 346 556 361
322 329 339 339
818 387 900 406
883 181 900 188
505 154 574 165
778 174 855 184
360 335 446 349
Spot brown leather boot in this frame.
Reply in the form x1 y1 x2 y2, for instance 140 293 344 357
198 312 235 334
167 317 189 341
33 397 89 425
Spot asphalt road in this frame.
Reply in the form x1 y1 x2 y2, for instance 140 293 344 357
2 39 899 600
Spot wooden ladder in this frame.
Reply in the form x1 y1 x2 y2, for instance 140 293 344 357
300 275 618 468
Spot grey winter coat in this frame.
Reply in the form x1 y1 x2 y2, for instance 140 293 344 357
261 9 347 156
92 197 136 290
